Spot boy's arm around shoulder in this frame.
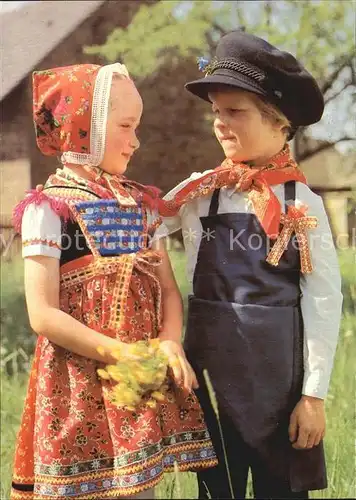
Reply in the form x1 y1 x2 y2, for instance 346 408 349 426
156 170 213 239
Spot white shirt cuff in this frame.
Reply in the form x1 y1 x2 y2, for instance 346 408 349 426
302 369 330 399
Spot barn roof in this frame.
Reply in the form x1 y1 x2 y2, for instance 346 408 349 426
0 0 104 100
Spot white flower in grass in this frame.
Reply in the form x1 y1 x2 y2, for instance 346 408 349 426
184 432 193 440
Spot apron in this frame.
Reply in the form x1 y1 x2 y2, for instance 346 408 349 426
11 189 216 500
184 181 327 492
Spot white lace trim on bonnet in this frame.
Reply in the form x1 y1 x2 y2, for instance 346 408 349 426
61 63 130 167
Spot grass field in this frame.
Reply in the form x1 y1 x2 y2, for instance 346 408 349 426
1 249 355 499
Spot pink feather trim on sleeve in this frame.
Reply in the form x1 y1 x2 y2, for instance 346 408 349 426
12 189 73 234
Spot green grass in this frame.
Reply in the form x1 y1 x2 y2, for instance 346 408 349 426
1 249 355 499
1 373 29 499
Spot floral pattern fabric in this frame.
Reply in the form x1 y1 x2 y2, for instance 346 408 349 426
32 65 100 157
11 184 217 499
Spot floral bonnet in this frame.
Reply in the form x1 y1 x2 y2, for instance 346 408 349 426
32 63 130 166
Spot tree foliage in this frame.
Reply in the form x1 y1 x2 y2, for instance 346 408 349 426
85 0 356 161
85 1 213 76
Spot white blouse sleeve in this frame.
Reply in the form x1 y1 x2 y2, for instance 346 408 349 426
21 201 62 259
296 183 343 399
155 170 214 240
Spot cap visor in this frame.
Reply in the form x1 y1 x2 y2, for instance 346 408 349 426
185 71 267 102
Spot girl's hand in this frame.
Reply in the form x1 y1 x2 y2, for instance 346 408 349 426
288 395 326 449
36 184 44 191
159 339 199 394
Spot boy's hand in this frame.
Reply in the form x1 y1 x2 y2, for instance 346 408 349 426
289 395 326 449
159 339 199 394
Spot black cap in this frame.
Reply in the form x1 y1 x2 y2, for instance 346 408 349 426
185 30 324 128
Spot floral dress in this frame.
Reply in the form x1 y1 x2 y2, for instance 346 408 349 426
11 173 217 500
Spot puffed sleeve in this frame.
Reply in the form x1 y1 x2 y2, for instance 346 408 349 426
296 183 343 399
21 201 62 259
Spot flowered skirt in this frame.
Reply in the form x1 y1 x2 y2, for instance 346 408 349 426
11 254 217 499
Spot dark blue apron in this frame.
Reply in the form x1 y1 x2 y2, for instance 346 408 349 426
184 182 326 492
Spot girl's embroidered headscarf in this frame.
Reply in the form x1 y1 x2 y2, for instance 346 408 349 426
33 63 129 166
15 63 161 224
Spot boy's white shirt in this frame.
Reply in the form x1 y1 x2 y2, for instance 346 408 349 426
155 170 343 400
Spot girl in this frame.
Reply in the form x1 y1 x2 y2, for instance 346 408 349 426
11 63 216 500
157 31 343 499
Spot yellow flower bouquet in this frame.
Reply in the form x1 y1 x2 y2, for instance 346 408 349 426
97 339 169 410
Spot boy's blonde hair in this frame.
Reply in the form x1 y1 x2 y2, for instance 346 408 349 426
250 93 292 138
208 85 292 138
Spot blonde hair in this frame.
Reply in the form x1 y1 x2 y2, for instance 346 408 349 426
109 72 132 110
112 72 130 82
250 94 291 138
208 85 292 138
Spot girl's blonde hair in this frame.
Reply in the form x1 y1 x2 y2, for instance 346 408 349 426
109 72 131 110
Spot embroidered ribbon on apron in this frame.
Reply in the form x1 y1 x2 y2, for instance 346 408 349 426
266 205 318 273
93 250 163 334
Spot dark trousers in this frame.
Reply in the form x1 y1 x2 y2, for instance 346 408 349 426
195 384 308 500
